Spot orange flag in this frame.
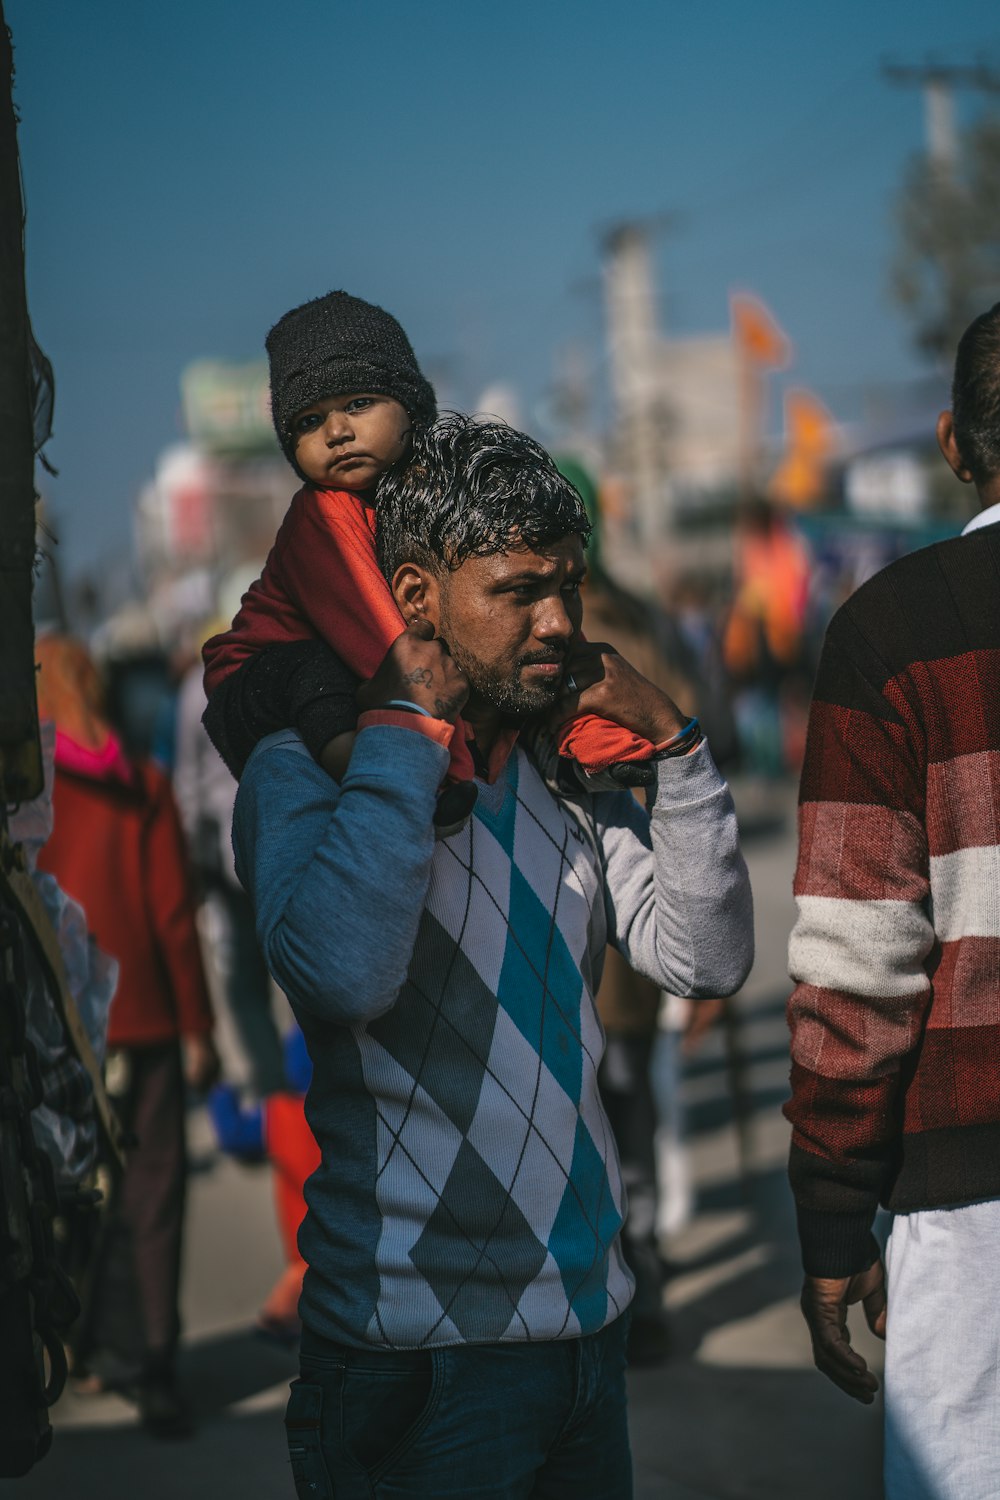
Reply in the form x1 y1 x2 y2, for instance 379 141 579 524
730 292 791 369
770 387 836 509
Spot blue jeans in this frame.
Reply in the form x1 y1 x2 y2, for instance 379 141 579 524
285 1315 633 1498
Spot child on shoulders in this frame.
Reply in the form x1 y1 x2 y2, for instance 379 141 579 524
202 290 663 809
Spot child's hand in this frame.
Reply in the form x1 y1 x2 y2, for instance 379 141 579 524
549 641 687 744
358 617 470 723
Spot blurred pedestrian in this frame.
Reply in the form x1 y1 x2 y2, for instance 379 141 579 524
654 572 740 772
723 498 810 777
595 949 669 1363
173 634 284 1097
208 1023 320 1343
585 575 695 1365
35 635 219 1438
233 416 753 1497
786 302 1000 1499
651 993 725 1241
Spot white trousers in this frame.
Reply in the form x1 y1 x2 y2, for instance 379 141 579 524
884 1198 1000 1499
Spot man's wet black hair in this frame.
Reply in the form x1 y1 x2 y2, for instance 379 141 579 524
375 412 592 579
952 301 1000 485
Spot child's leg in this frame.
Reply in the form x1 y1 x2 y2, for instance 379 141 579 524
318 731 355 782
557 710 659 778
206 638 477 787
203 641 360 778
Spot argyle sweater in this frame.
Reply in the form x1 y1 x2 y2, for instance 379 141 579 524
786 521 1000 1278
234 718 752 1348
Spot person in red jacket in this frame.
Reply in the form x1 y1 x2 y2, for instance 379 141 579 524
35 634 218 1438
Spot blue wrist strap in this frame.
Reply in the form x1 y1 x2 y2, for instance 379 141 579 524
384 699 434 718
654 715 703 759
662 716 699 746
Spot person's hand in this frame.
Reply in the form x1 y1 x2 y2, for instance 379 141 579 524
682 996 725 1055
800 1260 887 1403
358 617 469 724
182 1033 221 1094
550 641 687 745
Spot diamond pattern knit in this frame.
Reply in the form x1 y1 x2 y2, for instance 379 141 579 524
235 720 753 1350
353 750 630 1347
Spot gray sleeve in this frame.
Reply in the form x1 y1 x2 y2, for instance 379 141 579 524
233 724 449 1025
594 740 754 997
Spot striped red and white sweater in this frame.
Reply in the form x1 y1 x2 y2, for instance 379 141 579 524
785 520 1000 1278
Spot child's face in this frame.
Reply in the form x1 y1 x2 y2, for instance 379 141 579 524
290 393 411 490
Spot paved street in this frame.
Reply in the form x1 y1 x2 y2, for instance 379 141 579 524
627 785 884 1499
2 782 885 1500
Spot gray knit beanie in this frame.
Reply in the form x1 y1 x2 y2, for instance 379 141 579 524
266 291 437 467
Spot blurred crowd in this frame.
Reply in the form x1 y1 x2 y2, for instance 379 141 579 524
26 483 842 1436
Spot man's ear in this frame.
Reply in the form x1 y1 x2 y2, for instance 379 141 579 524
391 563 441 628
936 411 974 484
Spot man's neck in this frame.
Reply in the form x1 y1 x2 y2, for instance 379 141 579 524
976 474 1000 511
462 696 504 758
461 695 523 785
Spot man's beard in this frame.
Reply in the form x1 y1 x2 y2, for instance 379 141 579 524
447 642 566 721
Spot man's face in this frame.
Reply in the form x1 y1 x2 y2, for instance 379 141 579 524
291 393 410 490
434 535 586 720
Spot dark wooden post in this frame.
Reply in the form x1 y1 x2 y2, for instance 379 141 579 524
0 2 41 806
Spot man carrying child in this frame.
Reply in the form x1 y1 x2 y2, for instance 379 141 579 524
230 404 754 1497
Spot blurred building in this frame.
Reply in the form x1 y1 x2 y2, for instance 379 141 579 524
838 374 976 526
133 360 293 642
594 220 981 610
603 225 743 539
600 224 762 591
113 260 980 660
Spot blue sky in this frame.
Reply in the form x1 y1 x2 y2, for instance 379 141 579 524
8 0 1000 578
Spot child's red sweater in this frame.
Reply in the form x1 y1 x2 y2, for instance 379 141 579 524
202 484 657 777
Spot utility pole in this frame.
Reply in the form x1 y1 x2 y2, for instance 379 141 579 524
883 60 1000 173
883 57 1000 360
600 216 676 546
0 11 125 1479
0 3 41 803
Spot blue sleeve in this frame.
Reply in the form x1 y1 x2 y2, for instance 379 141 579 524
232 725 448 1025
